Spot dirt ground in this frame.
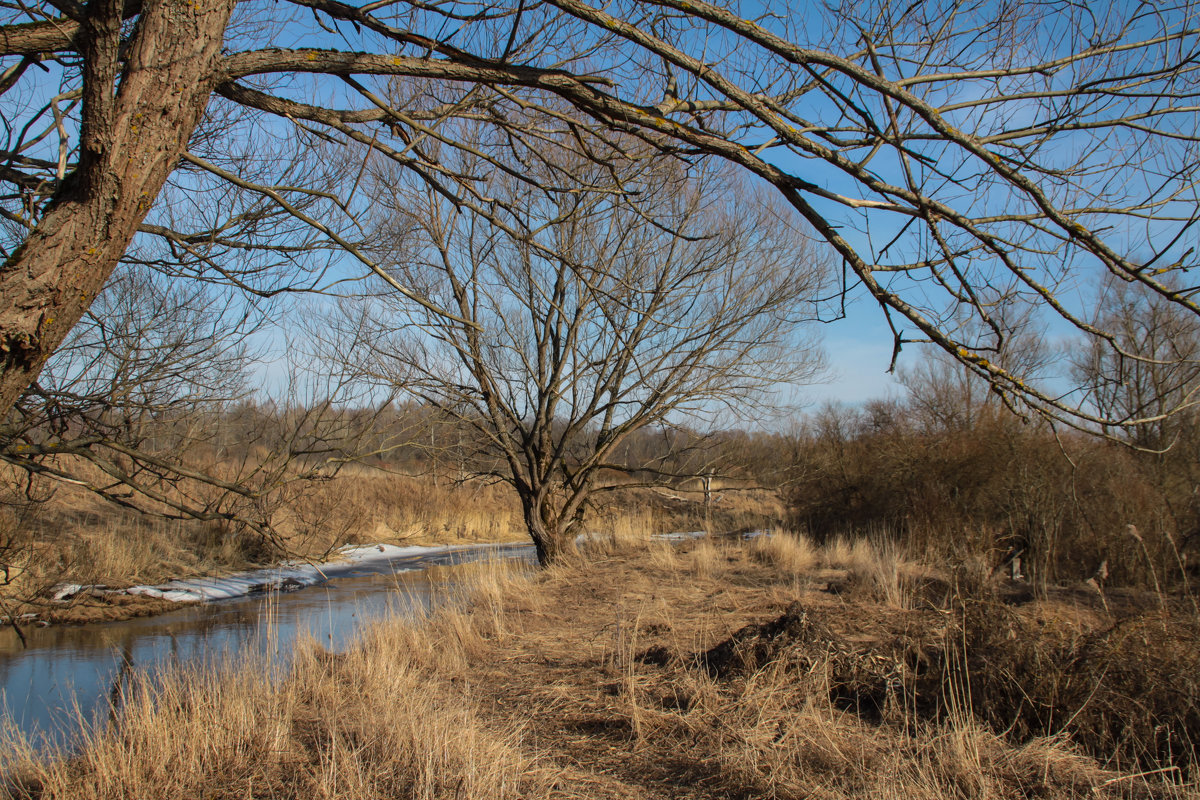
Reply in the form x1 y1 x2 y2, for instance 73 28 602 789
441 538 1198 799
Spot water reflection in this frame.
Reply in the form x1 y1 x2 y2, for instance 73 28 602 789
0 542 534 751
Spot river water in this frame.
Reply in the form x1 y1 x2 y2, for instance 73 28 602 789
0 542 534 751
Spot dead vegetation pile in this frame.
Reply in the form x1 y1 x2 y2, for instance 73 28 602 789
948 597 1200 773
698 591 1200 775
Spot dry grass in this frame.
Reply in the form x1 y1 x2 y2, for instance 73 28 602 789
283 467 526 552
0 508 267 597
748 531 819 575
575 507 658 559
694 676 1127 800
0 561 548 800
647 539 681 572
590 483 785 536
1 460 787 619
943 595 1200 773
822 534 921 608
5 530 1194 798
504 537 1193 798
684 538 726 578
0 463 528 593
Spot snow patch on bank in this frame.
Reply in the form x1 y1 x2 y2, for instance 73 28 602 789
58 531 716 608
124 543 497 604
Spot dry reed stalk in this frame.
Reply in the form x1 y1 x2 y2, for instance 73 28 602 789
284 471 524 551
441 556 534 642
573 507 658 562
610 609 647 744
821 534 916 609
647 539 680 572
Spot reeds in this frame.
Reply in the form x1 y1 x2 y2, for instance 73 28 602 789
0 560 547 800
685 538 725 578
1 459 789 612
823 534 917 608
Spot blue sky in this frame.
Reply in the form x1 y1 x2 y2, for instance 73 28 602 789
807 302 904 406
11 0 1164 417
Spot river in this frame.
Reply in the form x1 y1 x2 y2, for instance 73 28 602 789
0 542 534 752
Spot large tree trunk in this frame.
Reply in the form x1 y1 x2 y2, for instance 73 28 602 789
521 498 577 567
0 0 235 417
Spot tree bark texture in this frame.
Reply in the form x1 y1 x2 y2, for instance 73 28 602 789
0 0 235 417
523 500 577 567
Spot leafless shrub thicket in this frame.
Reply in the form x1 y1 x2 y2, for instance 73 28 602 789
787 350 1200 592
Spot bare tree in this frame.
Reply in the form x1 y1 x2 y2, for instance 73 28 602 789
0 263 386 551
899 309 1052 434
345 156 825 563
1075 277 1200 451
2 0 1200 435
1069 284 1200 561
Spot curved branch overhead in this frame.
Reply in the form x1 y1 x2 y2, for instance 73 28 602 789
1 0 1199 431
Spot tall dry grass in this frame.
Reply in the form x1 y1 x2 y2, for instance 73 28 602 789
1 456 788 609
0 561 548 800
0 466 530 607
683 667 1109 800
561 536 1194 798
685 538 726 578
0 508 268 596
574 507 657 560
283 467 524 552
748 531 819 575
3 534 1195 798
821 533 923 608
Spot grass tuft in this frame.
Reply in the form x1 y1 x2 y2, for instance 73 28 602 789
748 531 819 575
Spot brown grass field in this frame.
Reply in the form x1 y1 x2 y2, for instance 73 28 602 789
2 533 1196 799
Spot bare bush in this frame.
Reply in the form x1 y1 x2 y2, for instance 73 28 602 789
788 355 1200 591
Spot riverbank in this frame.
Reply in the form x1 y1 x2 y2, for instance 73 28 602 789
5 533 1195 799
4 542 535 629
0 467 535 625
1 463 782 629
